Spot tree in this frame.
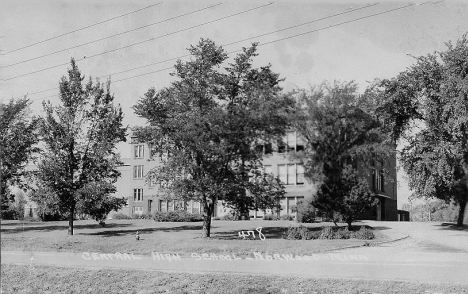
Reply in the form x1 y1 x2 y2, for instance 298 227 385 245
33 59 127 234
293 81 392 229
133 39 292 237
402 199 459 222
378 35 468 226
0 97 39 218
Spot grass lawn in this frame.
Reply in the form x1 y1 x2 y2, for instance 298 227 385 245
2 264 465 294
1 219 389 256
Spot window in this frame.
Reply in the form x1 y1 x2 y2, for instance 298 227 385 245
255 142 273 155
159 200 167 212
133 189 143 202
133 165 144 179
191 201 200 214
277 140 286 153
287 131 296 152
297 164 305 185
134 145 144 158
278 131 304 153
372 169 385 192
167 200 174 211
296 135 304 152
278 164 305 185
278 164 287 183
380 171 385 192
132 206 143 215
280 196 305 215
287 197 295 214
148 177 155 188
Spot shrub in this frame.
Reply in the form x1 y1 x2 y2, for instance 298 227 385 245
23 216 42 222
263 214 279 220
281 214 294 221
220 214 235 221
153 211 203 222
352 226 375 240
132 213 152 220
293 200 316 223
333 227 350 239
112 213 132 220
1 209 18 220
283 225 319 240
319 226 335 239
284 225 304 240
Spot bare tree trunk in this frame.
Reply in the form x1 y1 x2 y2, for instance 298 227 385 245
457 196 466 227
202 198 213 238
68 204 75 235
347 219 353 230
458 167 468 227
239 199 250 220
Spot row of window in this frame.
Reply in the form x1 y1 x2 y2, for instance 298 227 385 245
131 196 304 216
133 163 305 186
256 131 305 155
133 166 379 204
133 131 305 160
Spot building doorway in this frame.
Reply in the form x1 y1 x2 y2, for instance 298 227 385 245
148 200 152 214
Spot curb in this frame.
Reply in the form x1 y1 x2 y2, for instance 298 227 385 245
324 234 410 252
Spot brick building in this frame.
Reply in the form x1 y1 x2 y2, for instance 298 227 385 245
111 131 397 221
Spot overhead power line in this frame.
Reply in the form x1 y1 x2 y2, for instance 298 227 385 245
26 1 437 103
1 2 274 82
29 1 430 103
2 3 224 68
101 2 435 84
3 2 163 55
103 3 380 80
14 2 376 99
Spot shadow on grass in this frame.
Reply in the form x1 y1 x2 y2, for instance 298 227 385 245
212 226 288 240
436 223 468 231
82 225 207 237
369 226 392 231
1 222 133 234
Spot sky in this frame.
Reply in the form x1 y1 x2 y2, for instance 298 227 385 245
1 0 467 208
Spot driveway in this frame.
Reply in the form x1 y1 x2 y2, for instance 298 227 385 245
359 220 468 252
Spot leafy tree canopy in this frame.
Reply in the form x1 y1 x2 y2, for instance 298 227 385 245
31 59 127 233
293 81 393 228
133 39 292 237
0 97 39 211
378 34 468 226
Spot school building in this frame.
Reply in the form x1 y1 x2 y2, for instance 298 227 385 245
111 131 398 221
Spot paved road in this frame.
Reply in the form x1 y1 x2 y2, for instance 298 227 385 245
2 247 468 285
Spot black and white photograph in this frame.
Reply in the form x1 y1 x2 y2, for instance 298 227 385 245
1 0 467 293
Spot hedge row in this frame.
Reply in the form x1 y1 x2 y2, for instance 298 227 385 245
284 225 375 240
112 211 204 222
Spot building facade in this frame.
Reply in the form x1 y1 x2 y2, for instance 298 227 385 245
111 131 398 221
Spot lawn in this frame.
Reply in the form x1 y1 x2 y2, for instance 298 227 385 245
0 219 389 257
2 264 465 294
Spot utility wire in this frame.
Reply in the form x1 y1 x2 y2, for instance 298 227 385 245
2 2 163 55
26 1 436 102
2 3 223 68
99 1 433 84
14 2 376 98
1 2 274 82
